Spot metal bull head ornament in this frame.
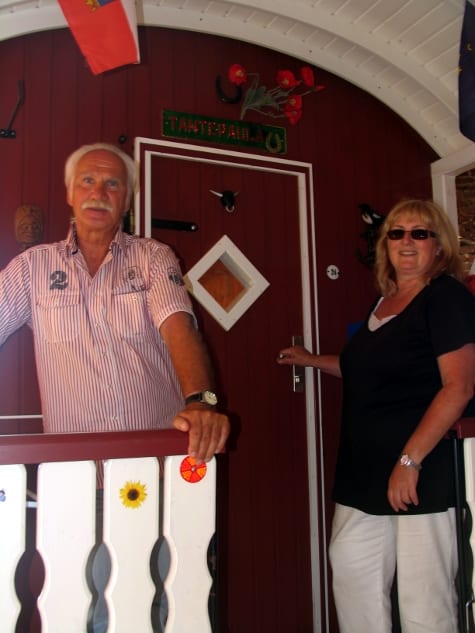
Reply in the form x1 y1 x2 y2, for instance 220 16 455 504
209 189 239 213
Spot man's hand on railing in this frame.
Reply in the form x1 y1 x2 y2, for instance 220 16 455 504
172 404 230 463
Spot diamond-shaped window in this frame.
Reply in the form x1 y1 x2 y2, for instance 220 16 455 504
185 235 269 331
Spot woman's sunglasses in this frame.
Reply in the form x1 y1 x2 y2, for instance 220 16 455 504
386 229 437 241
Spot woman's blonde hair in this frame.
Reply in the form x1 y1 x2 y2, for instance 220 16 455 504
374 199 464 297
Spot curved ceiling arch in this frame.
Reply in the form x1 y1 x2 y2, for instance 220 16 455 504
0 0 470 158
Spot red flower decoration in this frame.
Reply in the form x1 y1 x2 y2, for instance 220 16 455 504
301 66 315 87
276 70 300 90
228 64 247 86
285 94 303 112
223 63 325 124
285 109 303 125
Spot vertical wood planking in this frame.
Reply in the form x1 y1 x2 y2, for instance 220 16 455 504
0 35 25 422
125 27 152 149
0 464 26 633
163 455 216 633
23 32 53 211
36 460 96 632
102 70 128 145
103 457 159 633
48 29 81 243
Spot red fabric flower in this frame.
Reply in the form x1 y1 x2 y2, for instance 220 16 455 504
285 109 303 125
229 64 247 86
300 66 315 87
225 63 324 125
285 94 303 111
276 69 300 90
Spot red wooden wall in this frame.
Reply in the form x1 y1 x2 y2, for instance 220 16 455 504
0 26 438 632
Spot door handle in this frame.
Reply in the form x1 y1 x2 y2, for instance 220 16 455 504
292 335 305 393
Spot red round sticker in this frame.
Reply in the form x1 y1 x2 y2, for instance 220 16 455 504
180 456 207 483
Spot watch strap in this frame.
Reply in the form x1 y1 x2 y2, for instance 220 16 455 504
399 453 422 471
185 390 218 406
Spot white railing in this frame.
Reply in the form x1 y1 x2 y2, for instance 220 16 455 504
0 430 217 633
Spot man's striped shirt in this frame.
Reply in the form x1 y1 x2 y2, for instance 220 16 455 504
0 226 194 433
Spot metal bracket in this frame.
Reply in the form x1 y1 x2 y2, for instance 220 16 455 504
1 80 25 139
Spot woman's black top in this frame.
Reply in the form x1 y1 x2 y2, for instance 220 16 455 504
333 275 475 515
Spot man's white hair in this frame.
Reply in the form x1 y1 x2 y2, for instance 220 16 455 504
64 142 136 209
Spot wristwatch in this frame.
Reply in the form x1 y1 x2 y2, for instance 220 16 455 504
185 390 218 406
399 453 422 471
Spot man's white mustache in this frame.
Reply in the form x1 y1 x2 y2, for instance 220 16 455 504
81 200 113 212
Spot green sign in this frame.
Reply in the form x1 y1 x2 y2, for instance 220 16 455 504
162 109 287 155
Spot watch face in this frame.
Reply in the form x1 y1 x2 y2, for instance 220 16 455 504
204 390 218 405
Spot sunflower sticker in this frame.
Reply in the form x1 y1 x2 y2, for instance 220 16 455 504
119 480 147 509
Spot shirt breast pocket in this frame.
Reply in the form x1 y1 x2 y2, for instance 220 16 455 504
36 292 82 343
110 288 150 337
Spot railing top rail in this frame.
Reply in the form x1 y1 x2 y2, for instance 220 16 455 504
451 417 475 440
0 429 189 464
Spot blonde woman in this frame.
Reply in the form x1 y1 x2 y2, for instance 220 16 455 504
278 199 475 633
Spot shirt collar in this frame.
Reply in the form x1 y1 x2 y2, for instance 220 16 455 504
64 220 128 257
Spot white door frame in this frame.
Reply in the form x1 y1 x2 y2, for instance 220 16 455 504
134 137 326 632
431 144 475 230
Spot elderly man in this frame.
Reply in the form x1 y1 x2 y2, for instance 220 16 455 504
1 142 230 631
0 142 229 461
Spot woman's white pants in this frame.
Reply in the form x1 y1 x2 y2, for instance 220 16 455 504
329 503 458 633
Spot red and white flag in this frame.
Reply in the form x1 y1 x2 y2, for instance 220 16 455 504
58 0 140 75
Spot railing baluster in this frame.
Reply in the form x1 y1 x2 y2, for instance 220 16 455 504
163 455 216 633
103 457 159 633
36 461 96 632
0 464 26 633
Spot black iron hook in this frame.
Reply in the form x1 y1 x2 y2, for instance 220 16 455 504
215 75 243 104
1 80 25 139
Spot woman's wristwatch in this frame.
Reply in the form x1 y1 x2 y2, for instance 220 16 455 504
399 453 422 471
185 390 218 406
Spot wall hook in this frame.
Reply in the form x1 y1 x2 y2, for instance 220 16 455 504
215 75 243 104
1 80 25 139
210 189 239 213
